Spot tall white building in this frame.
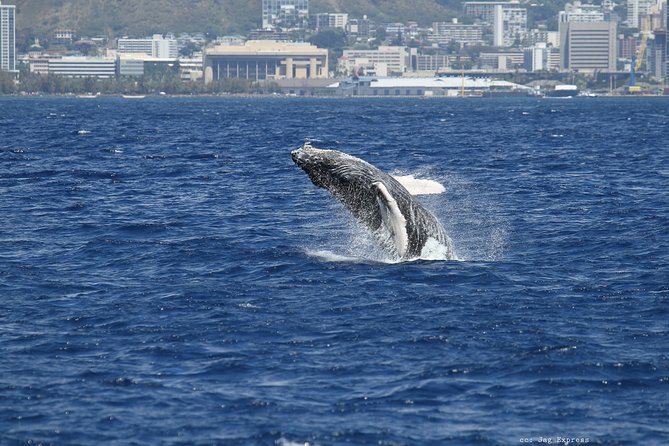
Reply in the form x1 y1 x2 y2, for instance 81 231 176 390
117 34 178 59
493 5 505 46
559 1 605 22
505 8 528 46
0 1 16 73
432 21 484 45
464 1 521 23
493 5 528 46
262 0 309 29
627 0 652 28
524 42 552 71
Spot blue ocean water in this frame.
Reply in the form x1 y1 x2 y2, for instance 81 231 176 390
1 96 668 445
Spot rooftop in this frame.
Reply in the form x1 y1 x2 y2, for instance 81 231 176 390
207 40 327 56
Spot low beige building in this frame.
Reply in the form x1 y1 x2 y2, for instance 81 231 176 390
204 40 328 83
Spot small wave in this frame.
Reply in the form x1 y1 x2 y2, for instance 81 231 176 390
77 130 91 135
305 246 456 264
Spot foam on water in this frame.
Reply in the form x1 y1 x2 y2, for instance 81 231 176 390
420 236 459 261
305 249 370 263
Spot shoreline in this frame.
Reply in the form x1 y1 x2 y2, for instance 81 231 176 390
2 93 668 99
2 88 669 100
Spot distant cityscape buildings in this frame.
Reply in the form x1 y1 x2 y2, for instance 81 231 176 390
5 0 669 93
0 0 16 73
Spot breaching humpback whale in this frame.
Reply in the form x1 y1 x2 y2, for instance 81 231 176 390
291 143 455 261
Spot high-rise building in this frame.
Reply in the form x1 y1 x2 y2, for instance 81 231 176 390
117 35 178 59
310 13 348 30
493 5 505 46
432 21 484 45
627 0 651 28
618 35 637 59
346 17 373 39
559 21 617 71
525 29 560 47
666 4 669 78
524 42 553 71
0 1 16 73
464 1 521 23
262 0 309 30
649 29 665 79
493 5 528 46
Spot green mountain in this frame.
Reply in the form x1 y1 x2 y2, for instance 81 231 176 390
13 0 462 38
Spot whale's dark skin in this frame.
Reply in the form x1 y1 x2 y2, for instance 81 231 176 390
291 143 455 260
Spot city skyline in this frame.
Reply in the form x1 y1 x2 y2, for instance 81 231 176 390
1 0 668 95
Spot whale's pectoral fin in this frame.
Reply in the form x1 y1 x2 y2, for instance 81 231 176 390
373 181 408 257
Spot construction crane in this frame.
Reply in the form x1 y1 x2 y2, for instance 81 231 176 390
628 16 650 92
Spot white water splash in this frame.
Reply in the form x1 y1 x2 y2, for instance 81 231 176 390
420 236 459 261
304 249 366 263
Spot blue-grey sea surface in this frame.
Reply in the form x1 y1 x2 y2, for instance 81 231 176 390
1 96 668 445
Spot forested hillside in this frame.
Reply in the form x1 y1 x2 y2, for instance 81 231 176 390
13 0 463 37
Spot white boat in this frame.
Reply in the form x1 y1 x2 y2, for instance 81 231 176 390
545 84 579 98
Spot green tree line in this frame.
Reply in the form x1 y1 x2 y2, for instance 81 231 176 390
0 70 281 95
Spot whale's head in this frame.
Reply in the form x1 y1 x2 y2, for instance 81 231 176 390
291 143 371 191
